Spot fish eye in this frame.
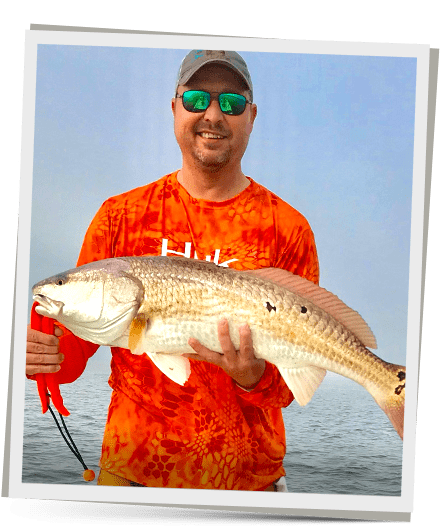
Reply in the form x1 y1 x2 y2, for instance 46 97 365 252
57 279 64 286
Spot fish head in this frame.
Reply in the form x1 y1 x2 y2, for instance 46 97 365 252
32 258 144 344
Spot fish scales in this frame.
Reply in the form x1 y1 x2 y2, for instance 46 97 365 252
124 257 398 392
32 255 405 439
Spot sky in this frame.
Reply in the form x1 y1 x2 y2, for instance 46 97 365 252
28 44 417 370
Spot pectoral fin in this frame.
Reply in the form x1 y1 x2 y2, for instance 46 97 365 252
128 314 149 353
277 365 327 406
128 315 191 385
146 352 191 386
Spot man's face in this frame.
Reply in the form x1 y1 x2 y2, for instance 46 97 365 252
172 64 257 172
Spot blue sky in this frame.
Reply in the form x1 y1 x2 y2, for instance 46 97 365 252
29 45 417 369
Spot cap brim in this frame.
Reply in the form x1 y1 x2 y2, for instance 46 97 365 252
178 59 251 91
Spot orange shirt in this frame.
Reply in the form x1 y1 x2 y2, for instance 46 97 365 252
55 171 319 490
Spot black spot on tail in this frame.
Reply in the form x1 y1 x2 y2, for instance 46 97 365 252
395 370 406 395
395 384 405 395
266 302 276 313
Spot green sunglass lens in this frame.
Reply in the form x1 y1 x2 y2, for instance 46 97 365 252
183 91 210 112
219 93 246 115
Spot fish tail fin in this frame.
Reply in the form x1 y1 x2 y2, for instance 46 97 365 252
371 363 405 440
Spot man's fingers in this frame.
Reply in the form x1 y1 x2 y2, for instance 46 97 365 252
26 351 64 375
27 325 62 345
186 321 264 388
187 338 223 364
26 364 61 375
26 324 64 376
26 341 60 354
26 352 64 364
217 319 236 356
26 353 63 374
238 323 254 359
188 320 253 363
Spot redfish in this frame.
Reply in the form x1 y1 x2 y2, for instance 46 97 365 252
33 256 405 439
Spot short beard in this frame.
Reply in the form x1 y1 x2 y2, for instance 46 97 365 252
192 146 232 172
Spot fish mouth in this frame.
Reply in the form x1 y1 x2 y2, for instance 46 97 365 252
33 293 64 318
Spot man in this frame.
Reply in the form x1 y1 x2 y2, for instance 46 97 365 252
26 50 319 491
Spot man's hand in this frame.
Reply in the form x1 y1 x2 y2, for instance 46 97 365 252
185 319 265 389
26 325 64 375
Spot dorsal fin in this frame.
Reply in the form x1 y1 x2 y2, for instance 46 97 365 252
245 268 377 349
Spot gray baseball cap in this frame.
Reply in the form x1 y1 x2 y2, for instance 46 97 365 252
175 50 253 101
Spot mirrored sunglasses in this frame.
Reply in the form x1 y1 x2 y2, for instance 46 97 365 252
176 90 252 116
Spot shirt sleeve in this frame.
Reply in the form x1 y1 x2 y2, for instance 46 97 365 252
276 226 320 285
234 362 294 408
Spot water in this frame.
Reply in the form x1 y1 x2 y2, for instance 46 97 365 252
22 372 402 495
283 375 403 496
23 371 111 486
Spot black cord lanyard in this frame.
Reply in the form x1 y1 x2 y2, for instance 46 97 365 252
46 395 95 482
